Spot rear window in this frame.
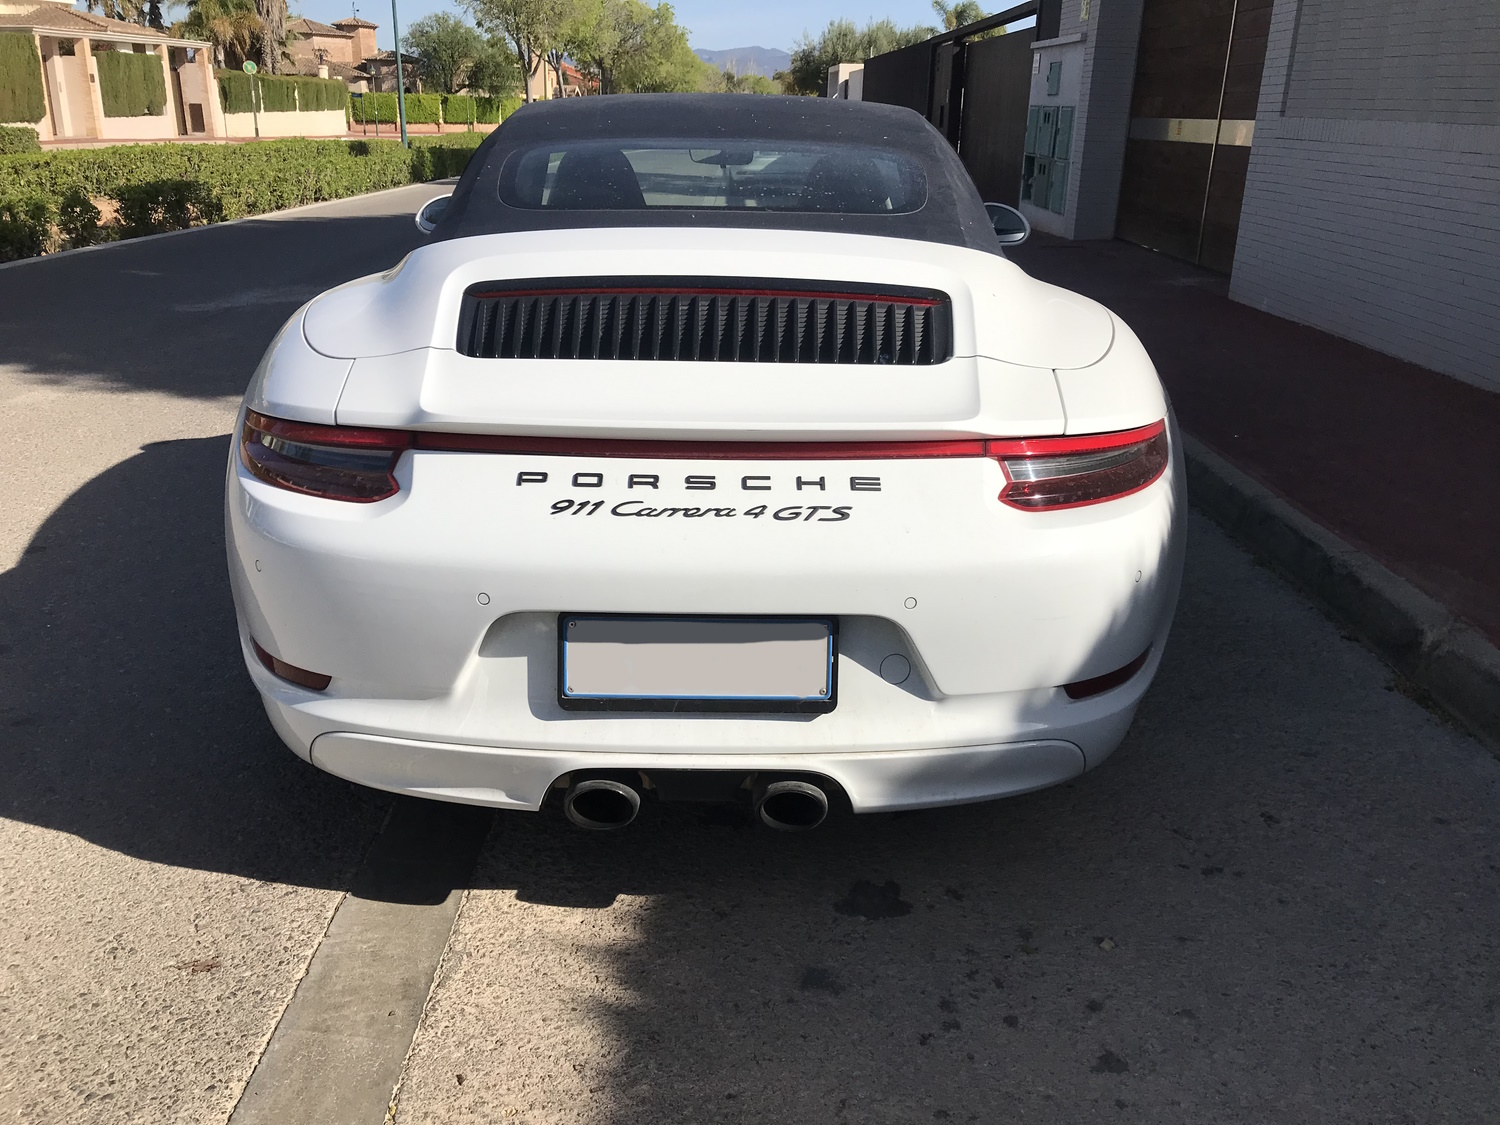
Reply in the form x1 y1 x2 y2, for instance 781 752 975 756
498 140 928 215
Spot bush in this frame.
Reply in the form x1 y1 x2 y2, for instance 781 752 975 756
441 94 476 126
0 136 485 258
0 124 40 154
217 69 254 113
112 179 224 237
0 194 54 261
472 94 522 123
96 49 167 118
57 186 103 247
350 91 444 126
257 75 297 113
0 33 46 124
295 76 348 112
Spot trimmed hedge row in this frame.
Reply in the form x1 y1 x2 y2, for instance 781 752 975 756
96 50 168 118
217 71 350 115
0 33 45 124
350 92 444 126
0 134 484 261
0 124 40 154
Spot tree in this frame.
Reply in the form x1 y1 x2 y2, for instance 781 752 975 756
254 0 286 73
466 38 522 95
173 0 263 69
778 18 935 95
564 0 701 95
700 65 776 95
460 0 562 102
407 12 484 94
932 0 986 30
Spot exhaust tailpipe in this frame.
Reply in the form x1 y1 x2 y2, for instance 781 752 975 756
755 778 829 831
564 777 641 830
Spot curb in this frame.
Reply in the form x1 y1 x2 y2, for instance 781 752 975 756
1182 434 1500 750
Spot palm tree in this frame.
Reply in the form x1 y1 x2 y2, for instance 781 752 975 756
254 0 287 74
173 0 260 68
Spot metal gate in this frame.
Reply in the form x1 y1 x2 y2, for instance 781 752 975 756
861 3 1041 208
956 30 1036 206
1114 0 1273 272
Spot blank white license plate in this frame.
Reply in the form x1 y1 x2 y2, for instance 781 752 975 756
558 615 836 712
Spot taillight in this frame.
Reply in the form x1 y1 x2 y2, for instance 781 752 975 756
988 421 1168 511
240 410 411 502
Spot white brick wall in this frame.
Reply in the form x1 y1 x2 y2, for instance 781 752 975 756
1230 0 1500 391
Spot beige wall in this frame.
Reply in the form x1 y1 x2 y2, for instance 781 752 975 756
222 108 347 138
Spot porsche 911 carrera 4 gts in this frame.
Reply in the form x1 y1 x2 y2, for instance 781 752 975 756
227 95 1184 831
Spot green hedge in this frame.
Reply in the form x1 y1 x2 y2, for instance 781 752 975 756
216 69 254 113
96 49 167 118
0 32 46 123
295 76 349 112
218 72 348 115
473 95 521 124
350 91 444 125
441 94 476 125
0 135 485 260
0 124 40 154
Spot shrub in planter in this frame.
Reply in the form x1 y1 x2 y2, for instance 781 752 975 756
112 180 224 237
0 194 54 261
0 33 46 124
0 124 41 154
96 50 168 118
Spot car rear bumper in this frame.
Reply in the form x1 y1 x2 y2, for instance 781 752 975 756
302 730 1093 813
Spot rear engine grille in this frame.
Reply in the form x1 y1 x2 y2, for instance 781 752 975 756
456 279 952 365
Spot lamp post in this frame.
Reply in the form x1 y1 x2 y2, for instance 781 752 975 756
390 0 409 147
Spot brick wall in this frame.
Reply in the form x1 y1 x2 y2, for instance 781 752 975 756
1230 0 1500 391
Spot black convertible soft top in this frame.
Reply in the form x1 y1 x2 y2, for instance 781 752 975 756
431 94 1000 254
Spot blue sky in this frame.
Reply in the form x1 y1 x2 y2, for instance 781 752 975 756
290 0 962 53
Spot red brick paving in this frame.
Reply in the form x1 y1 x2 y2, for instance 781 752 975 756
1011 235 1500 646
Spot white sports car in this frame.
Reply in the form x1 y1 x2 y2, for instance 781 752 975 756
227 95 1184 831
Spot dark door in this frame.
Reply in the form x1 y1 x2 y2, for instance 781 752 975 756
956 29 1036 206
1115 0 1272 272
861 41 934 117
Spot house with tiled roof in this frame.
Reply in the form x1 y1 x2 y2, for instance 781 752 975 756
0 0 226 141
285 14 416 94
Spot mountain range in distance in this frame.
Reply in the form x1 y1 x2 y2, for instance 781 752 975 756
694 46 792 79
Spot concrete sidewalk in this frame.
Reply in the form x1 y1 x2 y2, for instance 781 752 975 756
1012 235 1500 650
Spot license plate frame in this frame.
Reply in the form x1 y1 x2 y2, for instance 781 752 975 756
557 614 838 713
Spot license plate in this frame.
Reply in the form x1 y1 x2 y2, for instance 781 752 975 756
558 615 837 713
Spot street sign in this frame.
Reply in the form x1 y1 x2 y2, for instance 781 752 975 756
242 60 257 74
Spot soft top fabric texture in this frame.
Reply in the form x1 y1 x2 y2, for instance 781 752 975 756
431 94 1001 254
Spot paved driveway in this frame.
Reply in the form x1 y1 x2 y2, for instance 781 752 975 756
1 196 1495 1124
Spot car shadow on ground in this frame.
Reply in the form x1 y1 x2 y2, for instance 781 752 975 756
408 516 1500 1124
0 434 402 891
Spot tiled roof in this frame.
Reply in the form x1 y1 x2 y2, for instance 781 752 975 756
289 17 353 38
332 16 377 28
0 5 169 37
290 56 365 80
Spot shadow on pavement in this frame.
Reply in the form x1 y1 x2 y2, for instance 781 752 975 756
441 517 1500 1123
0 210 424 398
0 434 396 890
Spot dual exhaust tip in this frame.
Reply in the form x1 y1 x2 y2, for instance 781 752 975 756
562 774 830 832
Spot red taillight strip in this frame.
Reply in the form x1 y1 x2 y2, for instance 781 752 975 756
985 420 1166 459
246 410 412 450
412 432 988 460
469 287 943 306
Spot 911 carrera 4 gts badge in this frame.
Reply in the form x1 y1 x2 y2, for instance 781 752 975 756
521 469 877 521
552 499 854 520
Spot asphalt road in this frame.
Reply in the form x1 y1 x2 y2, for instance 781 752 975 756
2 190 1497 1124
